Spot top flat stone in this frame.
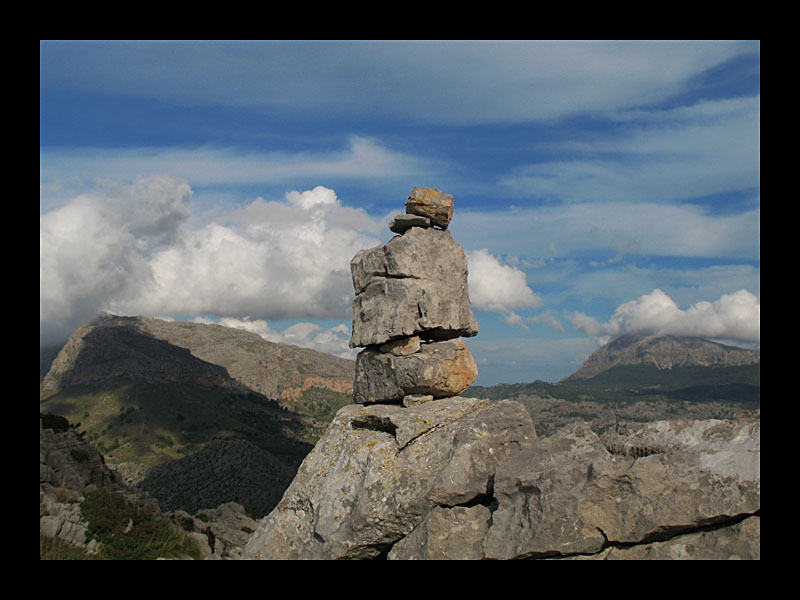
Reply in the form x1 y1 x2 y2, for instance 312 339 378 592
405 187 454 229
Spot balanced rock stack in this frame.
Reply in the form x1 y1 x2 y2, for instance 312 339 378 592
349 187 479 406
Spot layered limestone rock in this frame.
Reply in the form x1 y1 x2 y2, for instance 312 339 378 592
241 408 759 560
349 188 478 404
349 227 478 349
242 397 534 559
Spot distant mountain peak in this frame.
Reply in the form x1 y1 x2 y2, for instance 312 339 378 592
562 334 760 381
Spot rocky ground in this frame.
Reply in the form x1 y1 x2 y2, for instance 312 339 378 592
510 394 760 437
242 396 760 560
40 413 257 560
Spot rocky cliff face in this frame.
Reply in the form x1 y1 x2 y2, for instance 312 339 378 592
135 316 354 402
241 398 759 560
40 316 235 395
564 334 760 380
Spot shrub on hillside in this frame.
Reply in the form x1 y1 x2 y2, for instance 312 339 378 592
80 488 201 560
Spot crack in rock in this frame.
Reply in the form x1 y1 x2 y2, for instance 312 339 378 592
521 510 761 560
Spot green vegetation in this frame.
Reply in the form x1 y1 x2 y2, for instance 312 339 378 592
40 380 312 468
78 488 202 560
291 387 353 440
40 534 92 560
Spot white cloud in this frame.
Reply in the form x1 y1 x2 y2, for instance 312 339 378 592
467 249 541 314
40 179 384 346
117 185 382 321
39 136 432 202
215 317 356 360
570 288 760 345
501 95 759 205
40 175 192 344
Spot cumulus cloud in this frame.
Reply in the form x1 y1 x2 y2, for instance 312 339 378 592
40 176 552 355
40 179 384 347
121 185 386 318
570 288 760 345
40 175 193 344
466 249 541 314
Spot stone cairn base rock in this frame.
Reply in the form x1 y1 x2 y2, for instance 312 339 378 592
242 405 759 559
350 187 478 405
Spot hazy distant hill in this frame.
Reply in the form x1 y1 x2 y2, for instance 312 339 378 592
563 334 760 381
464 334 760 436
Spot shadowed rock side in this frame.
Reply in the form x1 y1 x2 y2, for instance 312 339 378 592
242 400 759 559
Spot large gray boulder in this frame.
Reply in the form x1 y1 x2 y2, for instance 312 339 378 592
242 397 534 559
483 418 760 559
241 403 759 560
349 226 478 349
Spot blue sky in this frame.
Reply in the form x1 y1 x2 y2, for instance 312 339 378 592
40 40 760 385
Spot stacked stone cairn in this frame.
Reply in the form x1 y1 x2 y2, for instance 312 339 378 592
349 187 479 406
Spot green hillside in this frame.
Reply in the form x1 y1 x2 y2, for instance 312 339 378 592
40 379 313 468
38 317 325 469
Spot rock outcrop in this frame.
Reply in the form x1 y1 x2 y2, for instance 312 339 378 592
164 502 259 560
242 403 759 559
39 413 160 553
240 186 759 560
349 188 478 404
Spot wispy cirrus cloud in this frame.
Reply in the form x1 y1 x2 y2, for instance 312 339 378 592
455 199 760 262
40 135 431 197
41 40 755 126
500 95 759 205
